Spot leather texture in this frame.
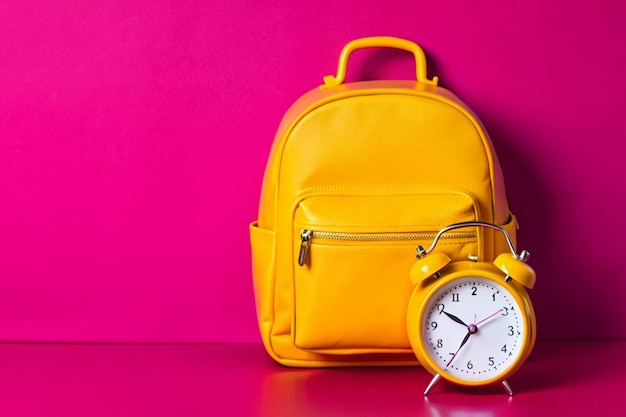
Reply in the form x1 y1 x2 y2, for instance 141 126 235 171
250 37 516 367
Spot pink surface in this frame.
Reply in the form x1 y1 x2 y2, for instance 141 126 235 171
0 341 622 416
1 2 625 342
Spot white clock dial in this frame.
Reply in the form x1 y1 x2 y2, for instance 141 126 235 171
421 276 526 382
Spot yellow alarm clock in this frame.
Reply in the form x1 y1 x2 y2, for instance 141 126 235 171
406 221 536 395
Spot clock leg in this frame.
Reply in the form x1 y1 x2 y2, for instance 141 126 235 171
501 380 513 396
424 373 441 395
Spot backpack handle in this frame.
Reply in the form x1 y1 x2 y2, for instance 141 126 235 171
322 36 439 88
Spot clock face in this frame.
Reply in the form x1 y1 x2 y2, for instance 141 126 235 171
420 276 526 383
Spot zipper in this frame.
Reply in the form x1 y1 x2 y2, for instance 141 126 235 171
298 229 476 266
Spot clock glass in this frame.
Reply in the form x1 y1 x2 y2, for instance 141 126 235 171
421 276 527 383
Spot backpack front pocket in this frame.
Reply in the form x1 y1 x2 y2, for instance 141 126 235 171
292 188 481 354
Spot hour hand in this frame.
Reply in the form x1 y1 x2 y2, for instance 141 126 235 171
443 311 469 327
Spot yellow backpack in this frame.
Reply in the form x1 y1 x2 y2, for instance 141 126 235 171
249 37 518 367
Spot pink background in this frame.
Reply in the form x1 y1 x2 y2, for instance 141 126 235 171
1 1 624 343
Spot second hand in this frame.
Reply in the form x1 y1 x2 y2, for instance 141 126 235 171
476 309 503 326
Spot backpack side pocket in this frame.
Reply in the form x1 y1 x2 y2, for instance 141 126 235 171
250 222 276 351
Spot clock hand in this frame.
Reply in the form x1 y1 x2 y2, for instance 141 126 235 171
475 309 504 326
443 311 469 327
444 310 504 368
446 329 472 367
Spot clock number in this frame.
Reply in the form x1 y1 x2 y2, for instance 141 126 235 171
437 339 443 348
488 357 495 366
437 304 445 314
501 345 508 353
430 321 438 330
467 360 473 369
492 293 497 302
452 293 459 302
471 286 477 296
502 307 509 316
508 326 515 336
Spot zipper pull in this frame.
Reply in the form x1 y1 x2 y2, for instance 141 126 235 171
298 229 312 266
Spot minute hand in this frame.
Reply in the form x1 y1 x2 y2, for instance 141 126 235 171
446 330 472 367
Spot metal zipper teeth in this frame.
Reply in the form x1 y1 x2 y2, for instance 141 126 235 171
308 230 475 242
297 229 476 266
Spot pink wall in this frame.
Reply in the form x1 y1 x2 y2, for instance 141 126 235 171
1 1 624 342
